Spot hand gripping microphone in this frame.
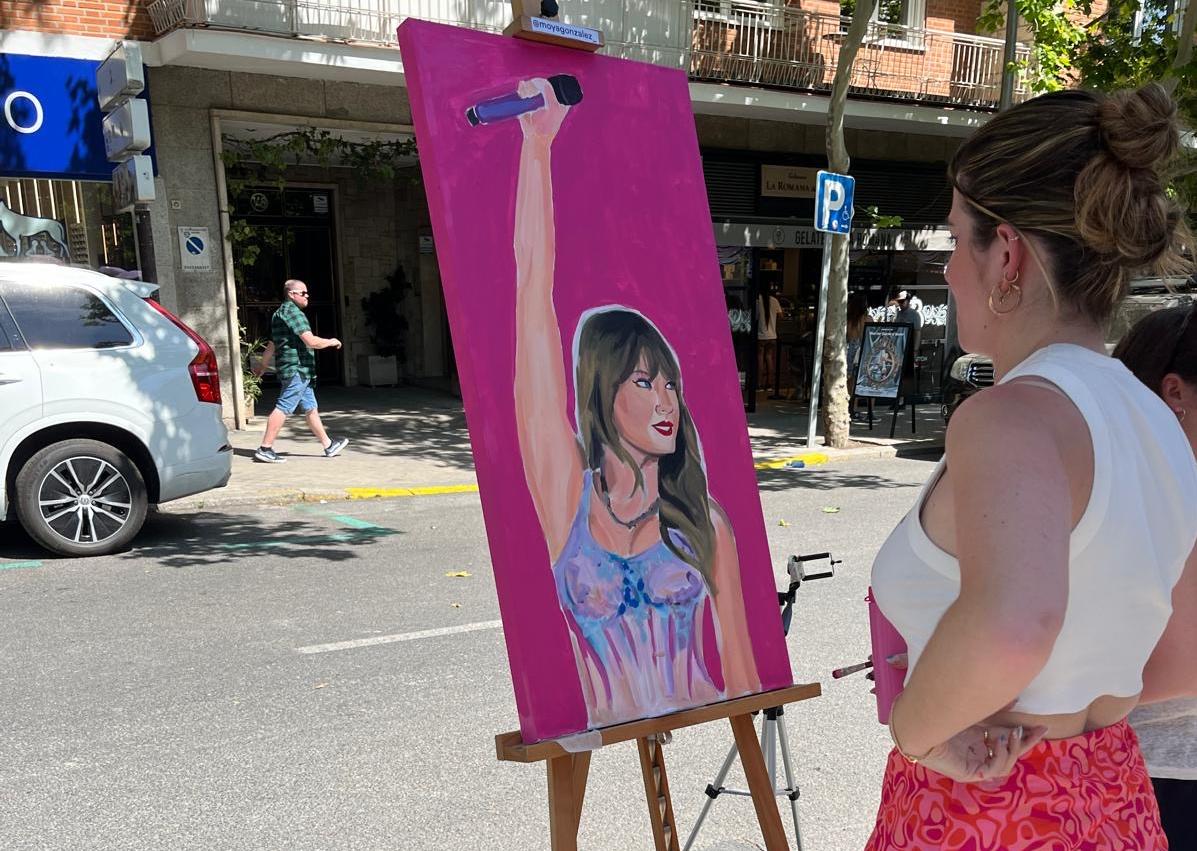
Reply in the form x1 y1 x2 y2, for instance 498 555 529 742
465 75 583 127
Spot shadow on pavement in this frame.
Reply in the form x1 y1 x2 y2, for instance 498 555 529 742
0 508 404 568
251 385 474 472
0 522 44 561
124 509 405 569
756 465 928 493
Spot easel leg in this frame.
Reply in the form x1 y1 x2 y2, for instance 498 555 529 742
547 752 591 851
637 735 680 851
730 714 790 851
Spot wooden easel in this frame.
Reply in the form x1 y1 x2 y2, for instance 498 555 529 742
496 683 822 851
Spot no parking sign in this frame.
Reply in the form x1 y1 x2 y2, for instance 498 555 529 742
177 226 211 272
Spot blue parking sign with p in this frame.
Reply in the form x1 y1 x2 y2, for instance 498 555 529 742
815 170 855 235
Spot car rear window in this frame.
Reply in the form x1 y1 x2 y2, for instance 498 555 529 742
0 280 134 350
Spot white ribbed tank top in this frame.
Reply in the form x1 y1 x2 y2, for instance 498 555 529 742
871 343 1197 714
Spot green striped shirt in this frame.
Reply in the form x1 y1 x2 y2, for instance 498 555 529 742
271 300 316 382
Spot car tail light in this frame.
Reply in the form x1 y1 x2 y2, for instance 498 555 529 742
145 298 222 405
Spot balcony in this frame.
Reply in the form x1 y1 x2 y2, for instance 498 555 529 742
147 0 1029 110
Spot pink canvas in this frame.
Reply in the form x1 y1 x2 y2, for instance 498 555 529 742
398 19 793 743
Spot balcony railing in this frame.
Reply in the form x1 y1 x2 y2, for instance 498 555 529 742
147 0 1029 110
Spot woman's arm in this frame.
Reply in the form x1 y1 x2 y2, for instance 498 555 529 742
513 78 584 561
890 385 1072 757
709 503 761 695
1140 544 1197 702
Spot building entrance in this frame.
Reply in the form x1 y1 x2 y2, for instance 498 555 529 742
231 186 343 382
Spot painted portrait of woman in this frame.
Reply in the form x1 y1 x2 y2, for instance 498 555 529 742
512 77 762 728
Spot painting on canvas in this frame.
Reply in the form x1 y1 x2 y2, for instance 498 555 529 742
398 19 793 743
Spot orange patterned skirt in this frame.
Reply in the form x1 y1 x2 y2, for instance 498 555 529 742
866 720 1167 850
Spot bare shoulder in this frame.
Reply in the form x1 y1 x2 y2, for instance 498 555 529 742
947 382 1083 474
708 499 735 543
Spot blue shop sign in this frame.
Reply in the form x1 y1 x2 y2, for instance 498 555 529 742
1 54 115 181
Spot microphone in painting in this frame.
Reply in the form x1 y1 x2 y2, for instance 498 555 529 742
465 74 583 127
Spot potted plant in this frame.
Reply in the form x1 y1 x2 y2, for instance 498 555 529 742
359 264 411 387
240 325 269 418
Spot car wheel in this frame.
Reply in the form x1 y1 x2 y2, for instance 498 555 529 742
14 439 148 557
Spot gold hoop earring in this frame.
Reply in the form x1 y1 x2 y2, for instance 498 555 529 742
988 282 1023 316
1004 270 1020 285
1177 408 1188 423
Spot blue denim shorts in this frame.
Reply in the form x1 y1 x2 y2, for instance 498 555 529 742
275 374 318 415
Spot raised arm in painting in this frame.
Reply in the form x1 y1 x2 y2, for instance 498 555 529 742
513 77 584 561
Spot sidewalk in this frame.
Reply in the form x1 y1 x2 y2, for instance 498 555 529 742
165 386 945 511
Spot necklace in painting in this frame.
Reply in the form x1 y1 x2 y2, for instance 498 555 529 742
598 471 660 530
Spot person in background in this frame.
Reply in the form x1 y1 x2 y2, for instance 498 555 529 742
847 292 869 420
894 290 924 368
757 283 783 390
253 279 349 463
867 83 1197 849
1114 301 1197 850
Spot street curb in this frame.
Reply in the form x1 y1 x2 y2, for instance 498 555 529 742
160 442 936 513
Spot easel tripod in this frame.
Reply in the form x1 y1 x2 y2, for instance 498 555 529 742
684 704 804 851
684 552 839 851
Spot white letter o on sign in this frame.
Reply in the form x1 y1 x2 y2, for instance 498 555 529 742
4 91 44 135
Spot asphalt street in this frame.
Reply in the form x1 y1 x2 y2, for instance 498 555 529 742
0 455 938 851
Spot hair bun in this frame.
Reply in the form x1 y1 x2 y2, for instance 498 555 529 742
1097 83 1180 172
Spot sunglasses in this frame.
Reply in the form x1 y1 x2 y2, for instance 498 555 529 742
291 290 310 297
1166 300 1197 372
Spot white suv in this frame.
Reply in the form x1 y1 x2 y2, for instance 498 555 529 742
0 263 232 556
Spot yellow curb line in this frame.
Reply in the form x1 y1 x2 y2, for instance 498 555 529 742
346 484 480 499
754 452 830 470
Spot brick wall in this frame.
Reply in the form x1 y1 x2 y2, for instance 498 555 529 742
0 0 153 40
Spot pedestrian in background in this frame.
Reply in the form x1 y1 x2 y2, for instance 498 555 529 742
253 279 349 463
894 290 923 367
756 283 783 390
846 292 868 420
868 83 1197 849
1115 301 1197 850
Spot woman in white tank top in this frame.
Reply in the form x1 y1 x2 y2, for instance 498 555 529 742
866 84 1197 850
1115 303 1197 850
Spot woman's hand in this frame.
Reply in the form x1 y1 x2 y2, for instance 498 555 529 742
518 78 569 143
911 721 1048 783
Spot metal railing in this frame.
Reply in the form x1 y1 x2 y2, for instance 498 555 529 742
147 0 1029 110
688 1 1029 109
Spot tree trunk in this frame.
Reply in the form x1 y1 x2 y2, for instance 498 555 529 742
821 0 878 449
1163 0 1197 96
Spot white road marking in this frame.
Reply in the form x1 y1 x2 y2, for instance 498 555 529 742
296 620 503 655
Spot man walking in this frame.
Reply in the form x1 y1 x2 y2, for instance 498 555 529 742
253 279 349 463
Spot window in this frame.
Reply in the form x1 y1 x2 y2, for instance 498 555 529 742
841 0 926 44
694 0 784 25
0 281 134 350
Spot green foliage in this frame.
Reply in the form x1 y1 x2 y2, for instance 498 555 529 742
979 0 1196 96
977 0 1197 224
220 127 418 197
361 264 412 363
239 324 269 403
863 205 904 228
978 0 1091 92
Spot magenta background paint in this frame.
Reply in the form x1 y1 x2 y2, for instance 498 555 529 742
399 19 792 743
